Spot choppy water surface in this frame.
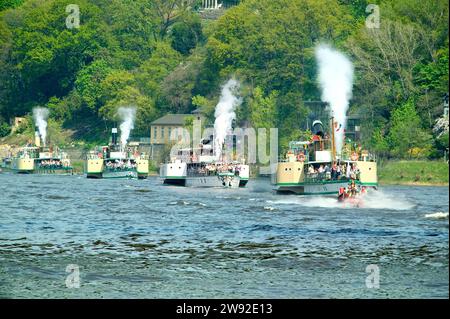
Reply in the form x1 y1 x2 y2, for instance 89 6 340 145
0 174 448 298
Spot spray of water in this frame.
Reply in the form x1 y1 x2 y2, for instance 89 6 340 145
267 189 415 211
315 44 354 153
32 107 50 146
213 79 242 159
424 212 449 219
117 106 136 146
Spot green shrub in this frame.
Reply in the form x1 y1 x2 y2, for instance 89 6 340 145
0 122 11 137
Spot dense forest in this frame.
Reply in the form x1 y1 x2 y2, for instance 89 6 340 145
0 0 448 159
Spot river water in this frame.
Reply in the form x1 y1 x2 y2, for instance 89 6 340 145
0 173 448 298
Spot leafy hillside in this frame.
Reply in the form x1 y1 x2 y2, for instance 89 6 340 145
0 0 448 159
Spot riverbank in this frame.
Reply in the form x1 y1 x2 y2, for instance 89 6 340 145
71 160 85 174
378 160 449 186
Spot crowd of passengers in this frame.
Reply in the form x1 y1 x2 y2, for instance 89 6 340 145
105 159 137 170
38 159 70 169
307 162 360 181
188 163 243 176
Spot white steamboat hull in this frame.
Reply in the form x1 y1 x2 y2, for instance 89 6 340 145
160 163 249 188
102 170 137 179
276 180 351 195
185 175 241 188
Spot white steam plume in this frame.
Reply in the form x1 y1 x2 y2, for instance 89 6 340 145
32 107 49 146
315 44 354 153
213 79 242 159
117 106 136 146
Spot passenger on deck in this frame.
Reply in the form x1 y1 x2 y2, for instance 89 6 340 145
324 164 331 180
331 163 338 180
353 163 360 179
317 165 325 179
348 180 358 196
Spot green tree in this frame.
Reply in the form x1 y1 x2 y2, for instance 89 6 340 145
1 0 113 116
99 86 156 135
160 57 202 113
346 0 449 131
414 46 449 92
75 60 112 112
106 0 158 69
135 41 182 99
170 13 204 55
388 100 433 159
370 127 390 157
98 69 135 106
45 92 82 122
150 0 197 39
192 94 215 122
207 0 354 149
0 0 24 11
249 87 277 130
0 121 10 137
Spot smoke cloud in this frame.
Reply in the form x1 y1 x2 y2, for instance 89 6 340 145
213 79 242 159
315 44 354 153
117 106 136 146
32 107 50 146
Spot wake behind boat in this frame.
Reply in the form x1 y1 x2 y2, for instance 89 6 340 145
337 180 369 207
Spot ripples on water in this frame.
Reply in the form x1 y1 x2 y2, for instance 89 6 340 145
0 174 448 298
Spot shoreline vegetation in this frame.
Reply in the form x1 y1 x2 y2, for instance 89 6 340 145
378 160 449 186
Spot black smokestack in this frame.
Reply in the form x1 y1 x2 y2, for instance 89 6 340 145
112 128 118 145
312 120 325 138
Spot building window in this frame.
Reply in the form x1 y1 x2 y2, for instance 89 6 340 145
153 127 158 141
161 127 165 139
168 127 172 140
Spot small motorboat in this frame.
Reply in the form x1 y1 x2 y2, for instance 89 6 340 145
338 185 368 207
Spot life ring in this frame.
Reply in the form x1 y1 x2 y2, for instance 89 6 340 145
297 153 305 162
351 152 358 161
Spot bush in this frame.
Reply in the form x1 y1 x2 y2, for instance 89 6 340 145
0 122 11 137
170 14 204 55
408 146 432 159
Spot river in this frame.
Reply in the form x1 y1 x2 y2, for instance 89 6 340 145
0 173 448 298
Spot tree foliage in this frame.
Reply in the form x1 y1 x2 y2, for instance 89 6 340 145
0 0 448 159
0 0 24 12
388 100 433 159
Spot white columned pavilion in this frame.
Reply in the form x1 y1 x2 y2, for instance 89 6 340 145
202 0 219 9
